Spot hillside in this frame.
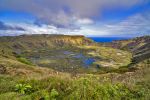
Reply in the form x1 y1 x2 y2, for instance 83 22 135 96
0 34 94 49
0 34 132 73
103 36 150 63
0 34 149 100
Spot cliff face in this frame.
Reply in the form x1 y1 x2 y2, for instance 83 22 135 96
0 34 94 50
105 36 150 63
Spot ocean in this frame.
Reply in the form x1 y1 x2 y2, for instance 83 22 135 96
89 37 132 42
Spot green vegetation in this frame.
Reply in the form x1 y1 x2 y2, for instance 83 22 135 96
0 35 149 99
79 45 132 68
105 35 150 63
17 57 33 65
15 84 33 94
0 73 149 100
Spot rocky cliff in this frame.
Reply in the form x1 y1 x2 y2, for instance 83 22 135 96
104 36 150 63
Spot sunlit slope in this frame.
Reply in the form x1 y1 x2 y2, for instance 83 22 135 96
0 34 94 50
0 56 68 79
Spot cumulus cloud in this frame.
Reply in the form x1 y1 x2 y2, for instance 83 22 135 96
1 10 150 37
76 18 94 25
0 0 150 36
95 11 150 36
0 21 96 36
0 21 25 31
0 0 149 27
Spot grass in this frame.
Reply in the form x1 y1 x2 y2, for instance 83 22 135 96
0 56 149 99
17 57 33 65
0 34 132 73
0 35 149 99
0 73 149 100
79 45 132 68
0 60 149 100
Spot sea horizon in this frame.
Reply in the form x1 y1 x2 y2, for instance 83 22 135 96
88 37 133 42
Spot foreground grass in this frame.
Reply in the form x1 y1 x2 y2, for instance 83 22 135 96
0 74 149 100
0 53 149 100
0 59 149 100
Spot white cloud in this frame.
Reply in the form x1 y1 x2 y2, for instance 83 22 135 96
0 0 149 27
0 22 107 36
76 18 94 25
102 12 150 36
0 23 58 35
1 11 150 37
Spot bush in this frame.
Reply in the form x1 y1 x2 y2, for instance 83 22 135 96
31 90 50 100
30 89 59 100
15 84 33 94
50 89 59 100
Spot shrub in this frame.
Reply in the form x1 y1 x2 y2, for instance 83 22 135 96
15 84 33 94
31 89 59 100
50 89 59 100
31 90 50 100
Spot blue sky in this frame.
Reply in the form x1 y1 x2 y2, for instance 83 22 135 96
0 0 150 37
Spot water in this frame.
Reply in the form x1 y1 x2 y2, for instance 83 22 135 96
83 58 95 67
64 51 95 67
29 50 96 68
73 53 95 67
89 37 131 42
